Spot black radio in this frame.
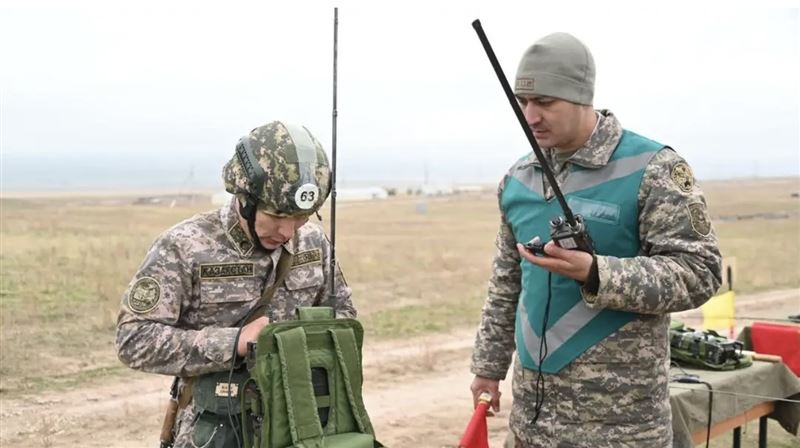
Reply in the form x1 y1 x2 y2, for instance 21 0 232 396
523 215 594 256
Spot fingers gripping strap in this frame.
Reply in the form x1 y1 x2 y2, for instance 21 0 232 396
275 328 324 443
330 328 374 434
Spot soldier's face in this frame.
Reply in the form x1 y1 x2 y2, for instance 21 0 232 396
245 211 309 249
518 95 585 151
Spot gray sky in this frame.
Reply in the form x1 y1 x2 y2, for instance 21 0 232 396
1 1 798 191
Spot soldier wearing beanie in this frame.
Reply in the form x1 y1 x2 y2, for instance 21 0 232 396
470 33 722 447
115 121 355 447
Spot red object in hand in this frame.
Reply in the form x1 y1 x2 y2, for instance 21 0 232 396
751 322 800 376
459 393 491 448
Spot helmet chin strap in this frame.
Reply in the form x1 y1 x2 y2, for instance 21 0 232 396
239 196 267 253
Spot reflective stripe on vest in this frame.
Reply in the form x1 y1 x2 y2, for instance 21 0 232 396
502 129 665 373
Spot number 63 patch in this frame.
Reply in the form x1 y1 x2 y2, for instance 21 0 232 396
294 183 319 210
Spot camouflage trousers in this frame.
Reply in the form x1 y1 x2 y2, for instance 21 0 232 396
507 357 672 448
173 405 199 448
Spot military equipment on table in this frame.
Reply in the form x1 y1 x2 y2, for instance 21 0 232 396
670 321 752 370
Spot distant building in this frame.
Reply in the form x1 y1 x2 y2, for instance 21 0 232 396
337 187 389 202
211 191 232 205
134 194 203 207
419 184 454 196
453 185 486 193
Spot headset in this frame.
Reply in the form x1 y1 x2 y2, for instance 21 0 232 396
234 136 268 251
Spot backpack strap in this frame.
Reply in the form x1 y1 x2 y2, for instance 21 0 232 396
329 328 374 435
274 327 324 444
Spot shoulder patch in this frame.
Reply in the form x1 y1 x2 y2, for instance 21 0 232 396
670 162 694 192
226 222 254 256
200 262 254 279
128 277 162 313
292 248 322 268
687 203 711 236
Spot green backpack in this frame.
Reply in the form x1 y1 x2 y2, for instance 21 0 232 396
240 307 381 448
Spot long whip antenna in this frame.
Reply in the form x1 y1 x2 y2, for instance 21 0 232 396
328 7 339 303
472 19 577 226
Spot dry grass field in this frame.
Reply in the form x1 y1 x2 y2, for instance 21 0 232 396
702 177 800 292
0 193 502 395
1 177 798 447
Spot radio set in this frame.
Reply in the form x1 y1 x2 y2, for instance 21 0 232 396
471 20 594 258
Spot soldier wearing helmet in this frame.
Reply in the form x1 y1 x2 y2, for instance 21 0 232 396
115 121 355 448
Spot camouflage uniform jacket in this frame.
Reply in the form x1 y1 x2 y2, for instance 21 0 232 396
116 197 355 447
471 110 722 447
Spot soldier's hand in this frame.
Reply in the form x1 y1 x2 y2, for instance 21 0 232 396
237 316 269 357
470 375 501 412
517 241 592 282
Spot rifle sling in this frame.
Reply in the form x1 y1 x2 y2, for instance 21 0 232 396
244 249 294 325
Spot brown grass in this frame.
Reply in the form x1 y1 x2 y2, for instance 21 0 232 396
1 178 798 396
702 177 800 293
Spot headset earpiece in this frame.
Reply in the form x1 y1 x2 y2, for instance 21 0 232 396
240 195 258 221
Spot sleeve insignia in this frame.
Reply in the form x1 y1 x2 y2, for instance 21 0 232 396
292 248 322 268
670 162 694 192
127 277 162 313
687 203 711 236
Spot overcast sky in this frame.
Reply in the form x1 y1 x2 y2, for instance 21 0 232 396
1 1 798 191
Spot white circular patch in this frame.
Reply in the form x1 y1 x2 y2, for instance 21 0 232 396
294 183 320 210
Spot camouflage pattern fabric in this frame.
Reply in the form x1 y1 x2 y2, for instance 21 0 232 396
222 121 331 217
471 110 722 447
116 197 355 448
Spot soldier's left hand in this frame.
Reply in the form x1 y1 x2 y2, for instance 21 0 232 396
517 241 593 282
238 316 269 357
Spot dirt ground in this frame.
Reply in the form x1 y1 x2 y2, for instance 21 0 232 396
1 290 797 448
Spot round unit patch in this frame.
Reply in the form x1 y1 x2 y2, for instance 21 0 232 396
128 277 161 313
670 162 694 193
687 203 711 236
294 183 320 210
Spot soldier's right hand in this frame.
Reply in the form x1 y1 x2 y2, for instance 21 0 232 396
470 375 501 412
237 316 269 356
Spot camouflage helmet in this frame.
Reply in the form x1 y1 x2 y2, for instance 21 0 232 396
223 121 331 217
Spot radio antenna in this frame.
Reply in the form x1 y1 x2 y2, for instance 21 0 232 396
328 7 339 303
472 19 578 227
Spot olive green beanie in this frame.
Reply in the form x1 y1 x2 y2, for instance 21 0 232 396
514 32 595 105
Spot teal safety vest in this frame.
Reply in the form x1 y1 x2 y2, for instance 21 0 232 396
501 130 664 373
